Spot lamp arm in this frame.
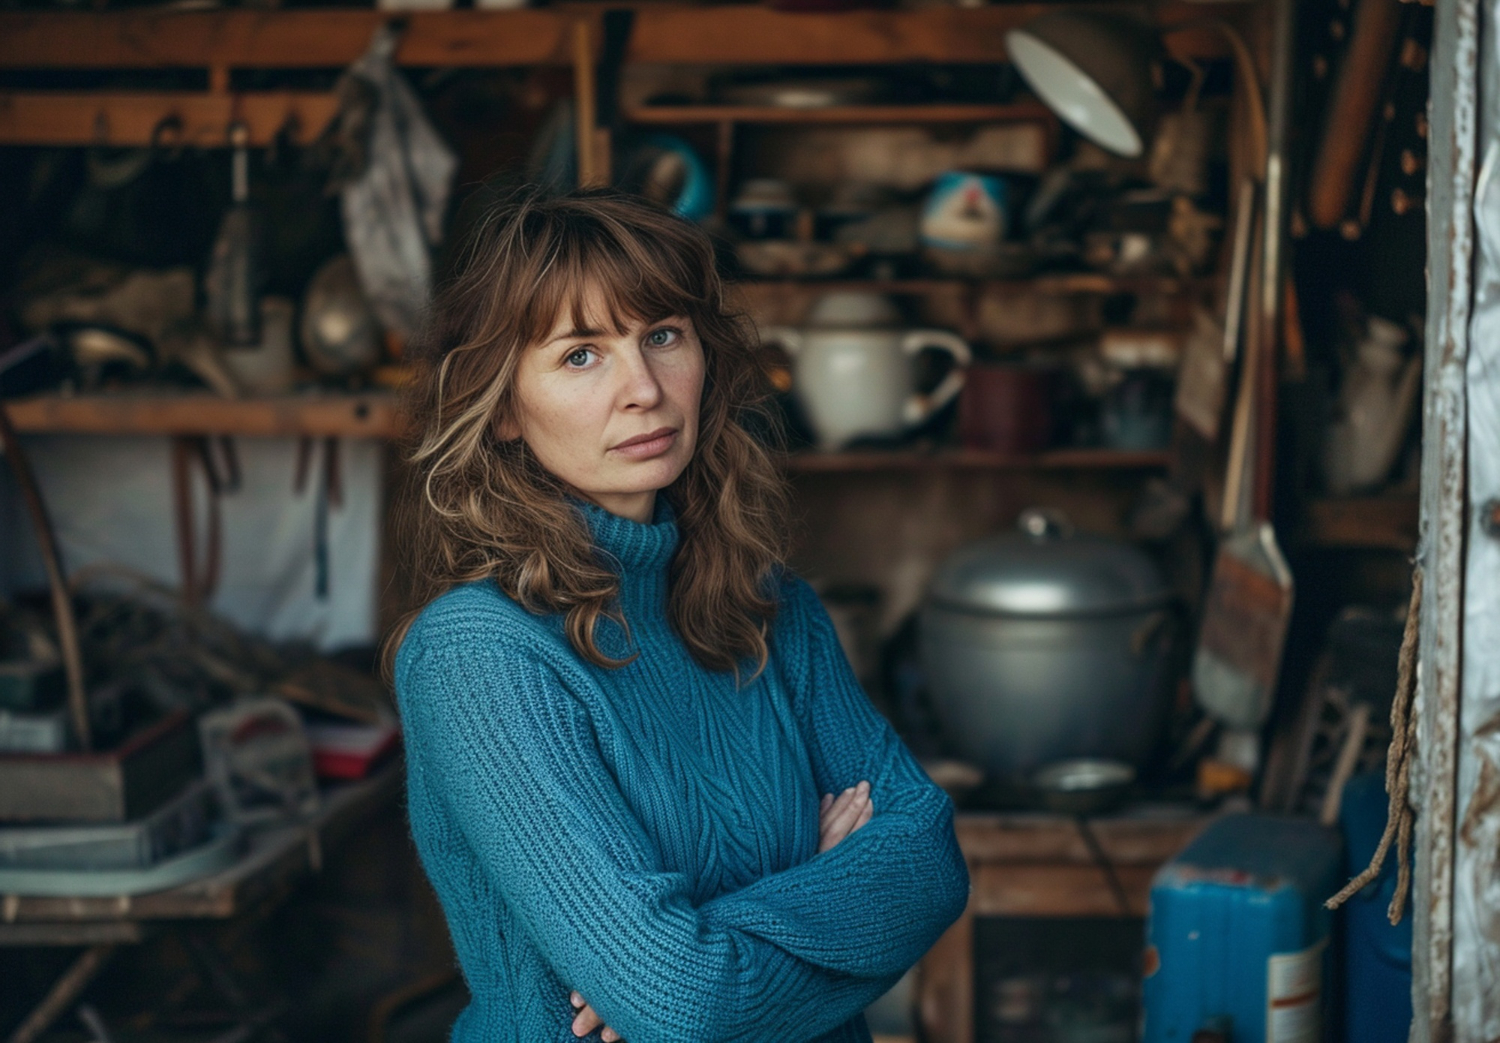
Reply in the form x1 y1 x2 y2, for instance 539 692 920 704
1162 18 1269 178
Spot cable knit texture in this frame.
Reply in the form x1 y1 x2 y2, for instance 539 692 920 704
395 495 970 1043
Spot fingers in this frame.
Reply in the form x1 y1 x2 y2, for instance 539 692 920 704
853 797 873 831
570 992 615 1039
818 781 872 853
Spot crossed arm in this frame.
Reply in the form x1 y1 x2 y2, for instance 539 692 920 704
399 578 969 1043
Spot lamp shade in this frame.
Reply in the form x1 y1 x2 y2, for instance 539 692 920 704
1005 11 1164 158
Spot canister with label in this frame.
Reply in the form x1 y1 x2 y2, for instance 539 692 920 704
1141 814 1342 1043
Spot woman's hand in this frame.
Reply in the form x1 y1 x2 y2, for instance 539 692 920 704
570 990 621 1041
818 780 873 854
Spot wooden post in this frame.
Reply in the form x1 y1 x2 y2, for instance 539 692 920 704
572 20 598 188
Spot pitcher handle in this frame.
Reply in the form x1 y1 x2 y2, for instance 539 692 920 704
900 330 971 426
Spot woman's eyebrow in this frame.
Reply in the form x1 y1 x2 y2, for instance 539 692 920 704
545 327 605 345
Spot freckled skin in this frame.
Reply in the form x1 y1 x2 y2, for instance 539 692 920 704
496 287 705 524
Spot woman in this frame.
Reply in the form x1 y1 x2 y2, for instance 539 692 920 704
386 188 969 1043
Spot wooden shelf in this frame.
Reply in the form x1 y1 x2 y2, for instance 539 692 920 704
2 390 403 439
0 90 339 148
1301 495 1419 551
3 393 1168 474
737 275 1212 296
783 448 1172 472
0 6 1239 72
625 102 1054 126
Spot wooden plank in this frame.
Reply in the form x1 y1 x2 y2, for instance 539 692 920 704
917 898 973 1043
3 391 403 439
953 812 1207 865
0 92 338 148
736 275 1210 296
970 862 1157 917
783 449 1173 472
625 102 1053 125
0 5 1236 72
626 4 1235 65
0 920 145 947
0 10 572 69
1302 495 1420 551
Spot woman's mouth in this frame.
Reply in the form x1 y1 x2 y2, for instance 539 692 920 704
610 427 678 459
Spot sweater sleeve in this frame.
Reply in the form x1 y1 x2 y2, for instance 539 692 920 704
696 574 970 979
396 609 903 1043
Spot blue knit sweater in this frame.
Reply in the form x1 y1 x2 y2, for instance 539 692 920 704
394 496 970 1043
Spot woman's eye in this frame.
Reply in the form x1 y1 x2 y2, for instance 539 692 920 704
565 348 596 368
646 327 680 348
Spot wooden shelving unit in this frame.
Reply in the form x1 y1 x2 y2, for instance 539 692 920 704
0 4 1241 148
2 391 1169 473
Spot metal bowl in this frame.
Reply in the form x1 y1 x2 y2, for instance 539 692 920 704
1031 758 1136 816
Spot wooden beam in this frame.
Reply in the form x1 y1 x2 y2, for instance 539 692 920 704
625 102 1054 125
3 392 403 439
0 6 1236 72
0 91 339 147
0 10 574 70
626 4 1235 64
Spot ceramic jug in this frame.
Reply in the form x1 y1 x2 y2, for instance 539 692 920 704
763 293 971 449
1323 316 1421 494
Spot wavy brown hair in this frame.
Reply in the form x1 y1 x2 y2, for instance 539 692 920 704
380 187 791 683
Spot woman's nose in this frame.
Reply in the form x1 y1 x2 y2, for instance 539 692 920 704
615 345 665 410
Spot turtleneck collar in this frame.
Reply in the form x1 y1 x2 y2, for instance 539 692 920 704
566 496 679 642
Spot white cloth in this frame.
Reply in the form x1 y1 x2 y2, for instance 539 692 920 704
0 434 381 652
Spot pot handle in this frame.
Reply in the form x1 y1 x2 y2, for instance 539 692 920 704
760 326 803 356
900 330 971 426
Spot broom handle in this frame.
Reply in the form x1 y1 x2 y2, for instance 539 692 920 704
1221 193 1264 534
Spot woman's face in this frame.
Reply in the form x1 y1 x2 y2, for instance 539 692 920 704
498 286 705 523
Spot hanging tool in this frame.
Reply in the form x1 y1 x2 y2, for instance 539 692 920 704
294 436 341 600
1190 0 1296 777
205 121 265 345
172 435 232 608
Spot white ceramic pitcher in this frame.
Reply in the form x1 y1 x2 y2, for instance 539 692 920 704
763 293 971 449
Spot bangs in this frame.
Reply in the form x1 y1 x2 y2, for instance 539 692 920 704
509 206 711 352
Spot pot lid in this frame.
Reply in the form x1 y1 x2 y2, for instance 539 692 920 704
927 508 1171 617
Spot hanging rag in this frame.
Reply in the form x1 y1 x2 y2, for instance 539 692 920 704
321 24 457 341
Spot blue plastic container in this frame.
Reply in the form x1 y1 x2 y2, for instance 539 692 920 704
1142 814 1343 1043
1339 771 1412 1043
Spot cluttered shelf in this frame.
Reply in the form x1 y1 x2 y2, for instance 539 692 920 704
0 758 403 939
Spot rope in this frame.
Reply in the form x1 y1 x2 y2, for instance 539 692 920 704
1325 568 1421 924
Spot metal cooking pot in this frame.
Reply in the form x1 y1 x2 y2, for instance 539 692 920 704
919 508 1177 784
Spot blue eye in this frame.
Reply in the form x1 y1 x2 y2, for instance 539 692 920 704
646 327 679 347
565 348 596 368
